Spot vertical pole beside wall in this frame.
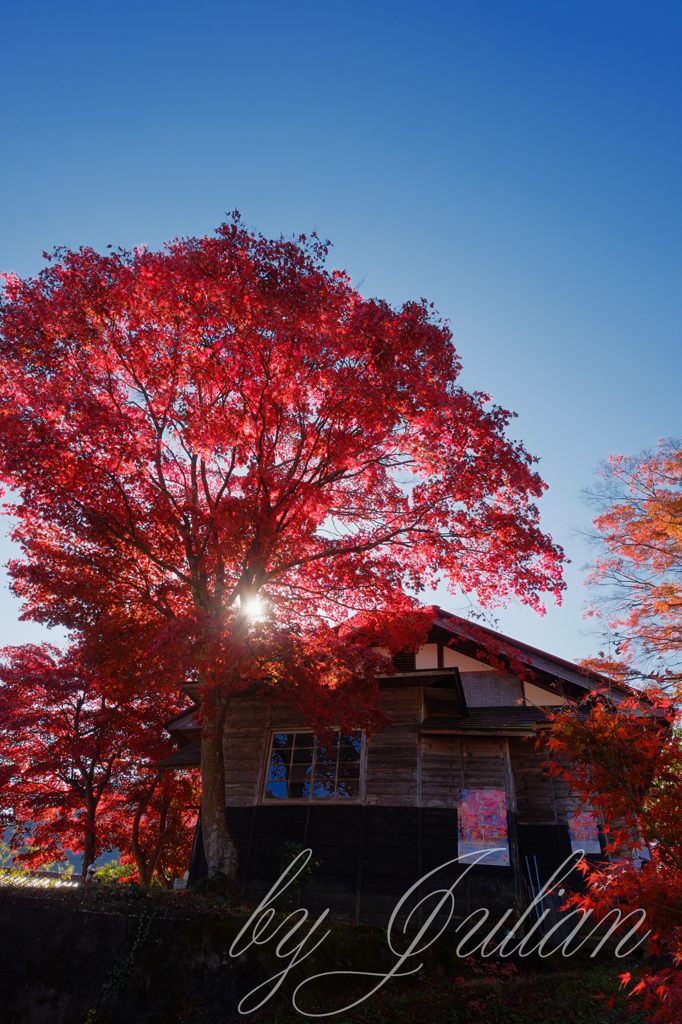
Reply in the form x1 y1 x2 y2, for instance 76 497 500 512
417 689 423 927
546 743 563 872
503 738 525 921
354 730 371 925
547 751 559 828
460 737 470 920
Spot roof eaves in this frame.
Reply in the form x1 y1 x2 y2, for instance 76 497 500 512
432 607 636 698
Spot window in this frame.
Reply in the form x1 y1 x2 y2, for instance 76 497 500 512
264 730 362 801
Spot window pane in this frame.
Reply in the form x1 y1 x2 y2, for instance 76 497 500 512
338 745 361 762
265 782 287 800
339 731 361 750
272 733 294 750
268 761 289 781
266 730 362 802
336 780 359 799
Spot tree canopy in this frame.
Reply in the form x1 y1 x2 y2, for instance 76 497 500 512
0 216 565 876
0 642 193 881
546 694 682 1022
583 438 682 693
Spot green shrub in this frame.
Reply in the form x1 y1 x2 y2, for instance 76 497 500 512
93 860 137 885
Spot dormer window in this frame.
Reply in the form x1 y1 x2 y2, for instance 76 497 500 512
264 730 362 801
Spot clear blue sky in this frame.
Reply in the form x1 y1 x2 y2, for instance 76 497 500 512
1 0 680 661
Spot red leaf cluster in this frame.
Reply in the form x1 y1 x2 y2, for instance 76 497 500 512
0 216 565 874
545 695 682 1023
0 643 194 882
0 216 563 676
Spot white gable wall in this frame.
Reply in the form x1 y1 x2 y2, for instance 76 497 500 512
523 681 565 706
375 643 523 705
415 643 438 669
442 646 488 672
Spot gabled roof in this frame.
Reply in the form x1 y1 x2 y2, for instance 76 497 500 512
164 707 200 733
159 606 642 767
151 742 201 769
429 606 633 700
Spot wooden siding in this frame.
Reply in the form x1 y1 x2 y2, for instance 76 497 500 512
509 737 558 827
508 735 577 884
222 695 271 807
462 737 508 790
364 688 422 807
421 735 461 808
212 686 578 921
421 736 509 806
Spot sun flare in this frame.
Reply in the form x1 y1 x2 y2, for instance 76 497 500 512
240 596 265 620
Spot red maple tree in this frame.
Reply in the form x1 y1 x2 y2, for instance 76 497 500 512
0 642 189 881
545 694 682 1023
0 216 565 879
125 768 198 887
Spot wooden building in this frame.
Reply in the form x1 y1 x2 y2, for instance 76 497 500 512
160 608 628 925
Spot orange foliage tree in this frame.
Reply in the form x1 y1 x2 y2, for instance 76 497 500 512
584 439 682 693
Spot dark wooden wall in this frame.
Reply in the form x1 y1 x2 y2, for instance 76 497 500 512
188 689 584 923
188 804 516 928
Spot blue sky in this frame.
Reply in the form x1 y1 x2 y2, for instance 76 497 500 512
1 0 680 661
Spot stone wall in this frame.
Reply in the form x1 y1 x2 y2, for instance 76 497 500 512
0 892 257 1024
0 889 406 1024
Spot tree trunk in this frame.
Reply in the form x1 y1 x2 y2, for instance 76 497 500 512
155 862 174 889
201 699 238 880
131 775 171 886
81 817 96 883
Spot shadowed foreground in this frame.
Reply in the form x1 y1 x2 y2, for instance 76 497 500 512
0 886 647 1024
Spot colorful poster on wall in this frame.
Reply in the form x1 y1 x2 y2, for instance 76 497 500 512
568 811 601 854
457 788 509 866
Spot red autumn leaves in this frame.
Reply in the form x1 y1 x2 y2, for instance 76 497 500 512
0 642 197 882
0 216 564 877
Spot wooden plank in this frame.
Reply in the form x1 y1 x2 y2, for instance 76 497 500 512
508 736 581 827
365 725 419 806
364 688 422 807
269 703 310 731
421 734 461 808
503 738 524 915
462 737 507 789
222 695 271 806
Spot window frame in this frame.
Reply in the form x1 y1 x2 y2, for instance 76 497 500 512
260 727 366 805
